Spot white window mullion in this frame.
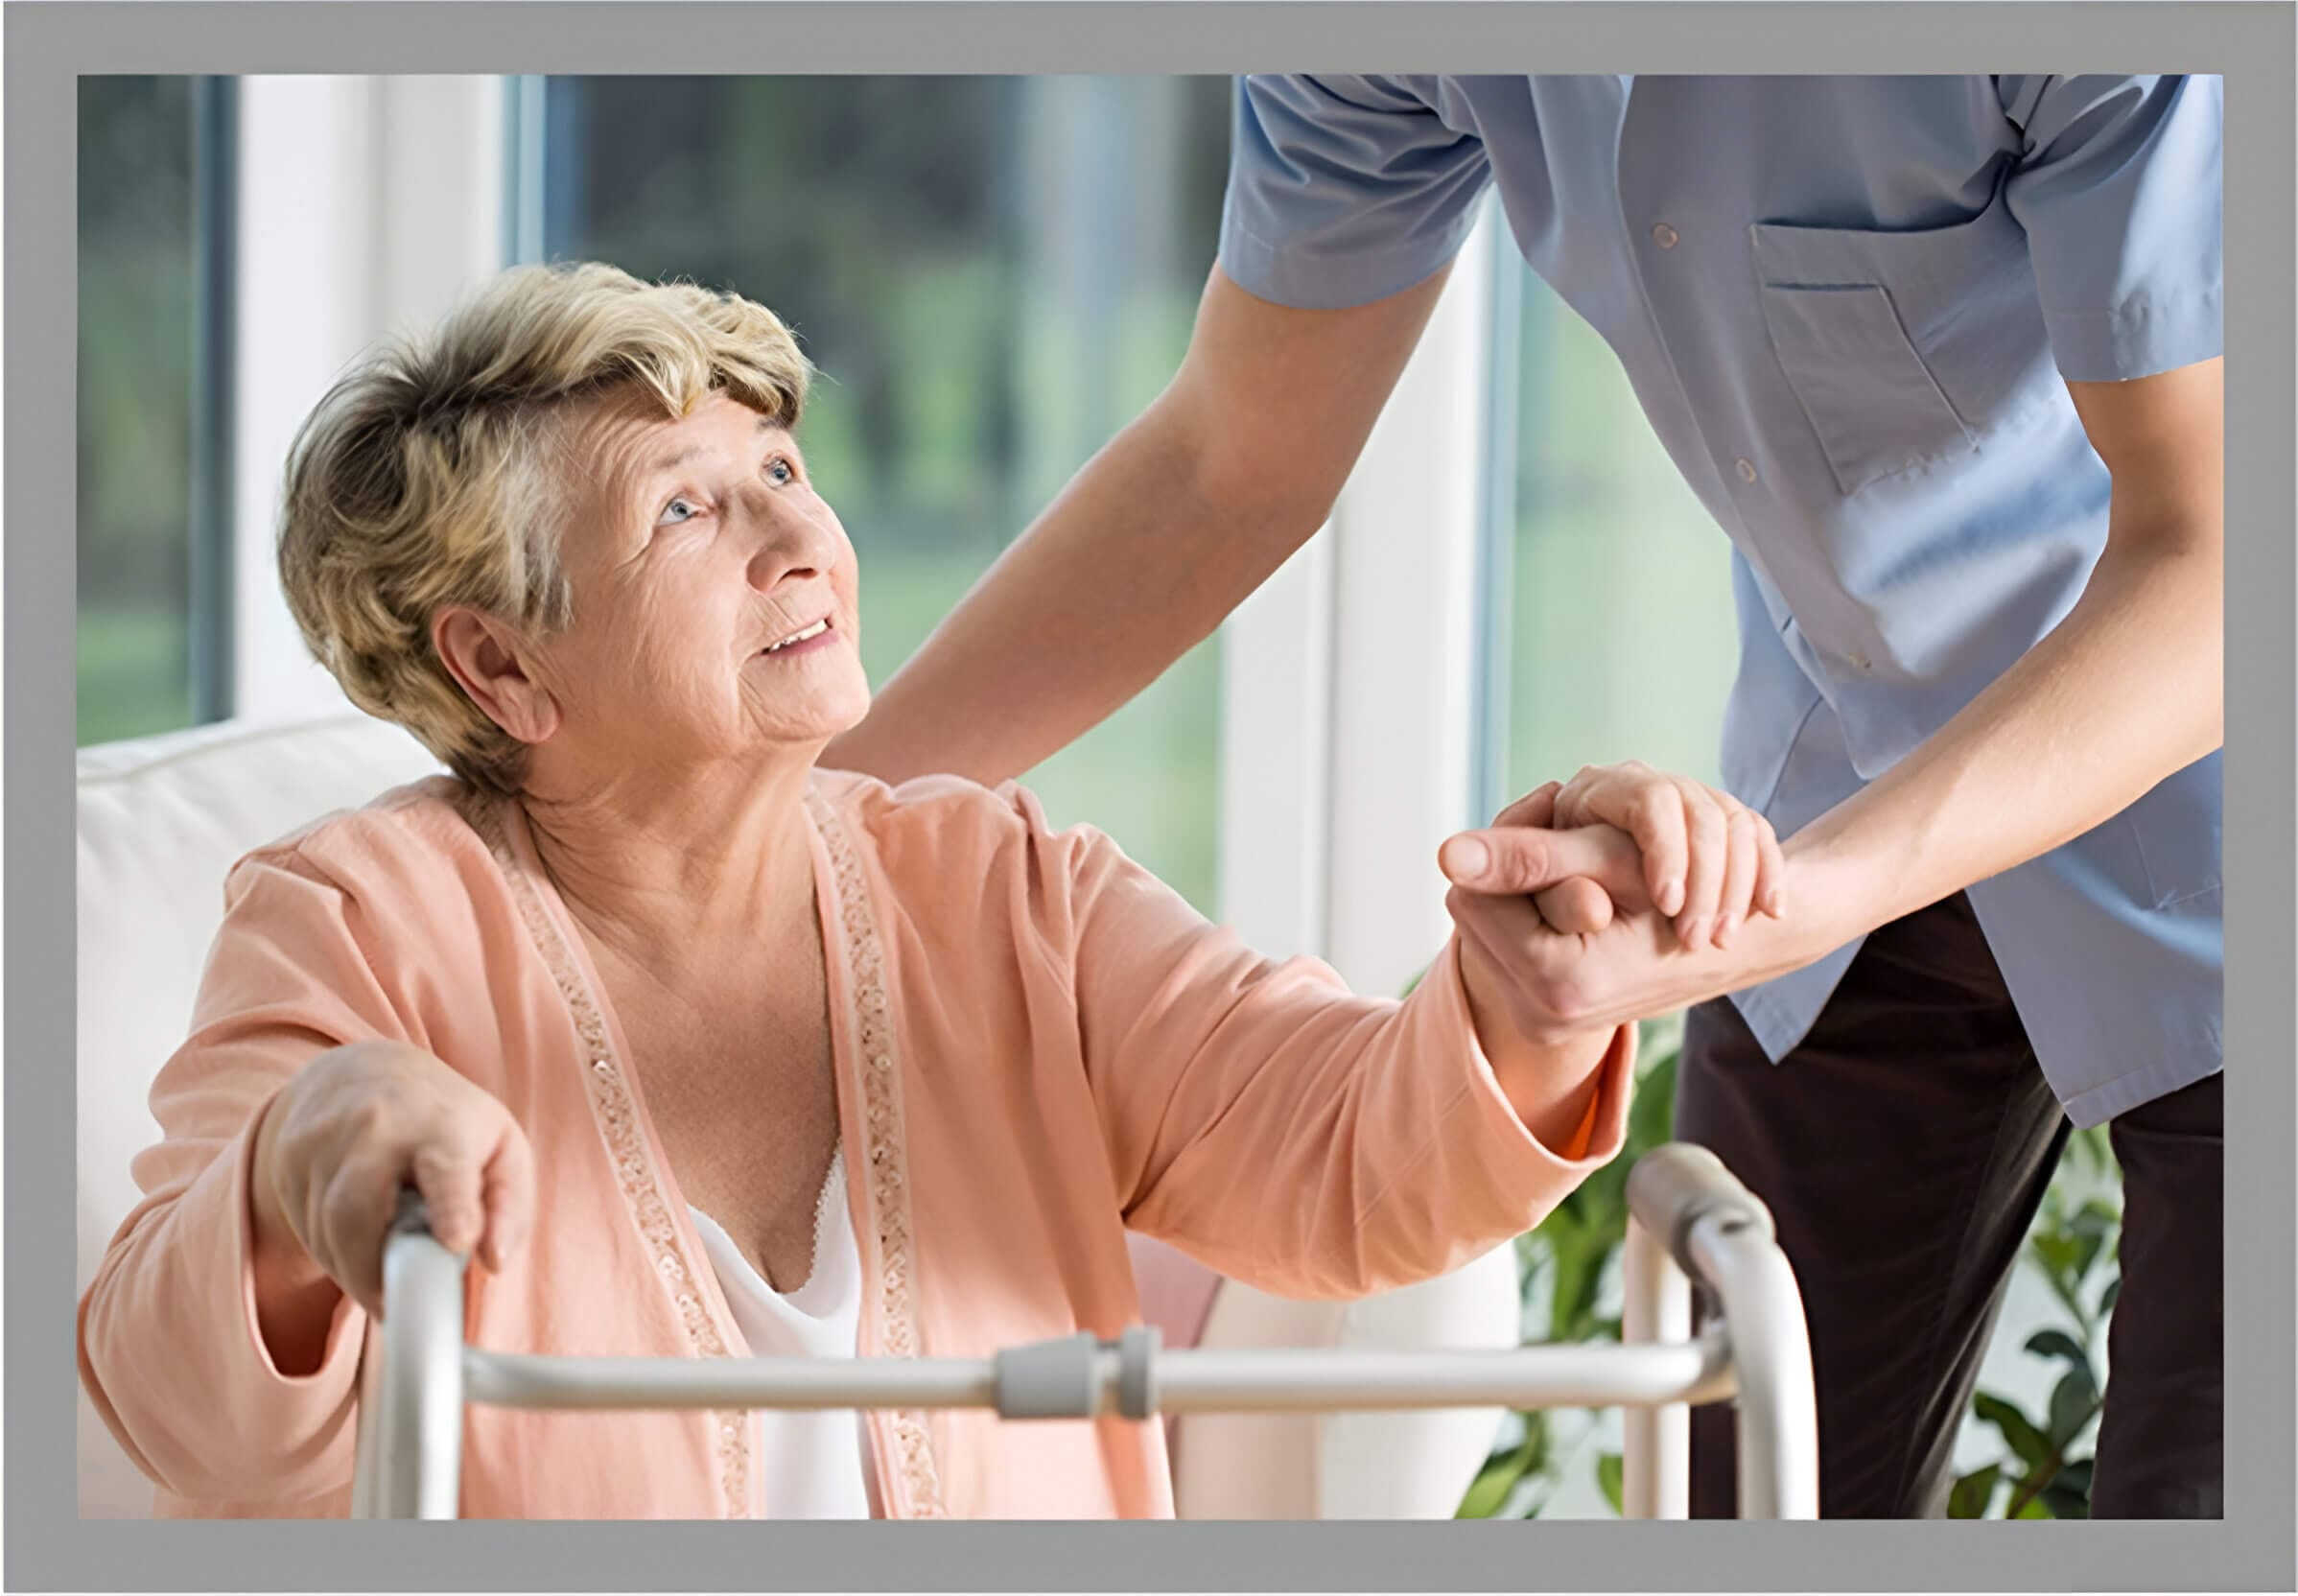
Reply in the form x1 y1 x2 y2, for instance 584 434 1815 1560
1214 199 1515 1520
232 75 378 722
1216 530 1337 963
1312 199 1511 1520
372 77 509 347
231 75 507 725
1321 200 1501 1000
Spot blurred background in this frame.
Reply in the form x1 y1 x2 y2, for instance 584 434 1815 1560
79 74 2119 1519
77 72 1737 912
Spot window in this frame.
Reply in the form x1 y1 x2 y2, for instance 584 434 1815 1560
77 76 235 745
1482 253 1741 817
528 76 1231 913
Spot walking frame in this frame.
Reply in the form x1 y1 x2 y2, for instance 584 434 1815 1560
349 1141 1819 1519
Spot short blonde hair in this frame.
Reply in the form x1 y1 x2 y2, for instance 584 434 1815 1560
277 261 813 793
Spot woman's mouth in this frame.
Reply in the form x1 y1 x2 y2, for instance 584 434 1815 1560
757 617 836 660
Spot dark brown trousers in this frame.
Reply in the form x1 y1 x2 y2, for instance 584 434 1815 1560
1675 892 2223 1519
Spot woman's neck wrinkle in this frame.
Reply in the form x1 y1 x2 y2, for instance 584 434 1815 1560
518 786 817 975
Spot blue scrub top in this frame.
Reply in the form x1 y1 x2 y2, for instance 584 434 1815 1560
1220 75 2223 1126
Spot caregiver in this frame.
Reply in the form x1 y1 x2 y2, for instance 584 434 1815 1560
827 75 2227 1519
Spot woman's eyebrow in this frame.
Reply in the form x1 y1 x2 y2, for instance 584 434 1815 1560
642 416 784 481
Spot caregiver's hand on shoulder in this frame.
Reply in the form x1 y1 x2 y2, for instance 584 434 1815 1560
252 1040 534 1322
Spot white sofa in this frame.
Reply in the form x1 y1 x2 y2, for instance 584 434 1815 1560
76 713 1521 1519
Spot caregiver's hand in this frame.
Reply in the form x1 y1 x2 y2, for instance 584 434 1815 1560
1439 765 1805 1048
1441 825 1852 1049
1458 763 1787 951
251 1040 534 1323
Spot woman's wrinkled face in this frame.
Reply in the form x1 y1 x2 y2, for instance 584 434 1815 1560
531 389 870 769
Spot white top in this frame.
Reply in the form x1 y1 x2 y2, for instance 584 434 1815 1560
688 1147 877 1518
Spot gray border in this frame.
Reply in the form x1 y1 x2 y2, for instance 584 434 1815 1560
12 3 2290 1591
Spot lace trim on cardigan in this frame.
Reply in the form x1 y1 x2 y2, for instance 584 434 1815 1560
469 792 753 1520
806 785 946 1518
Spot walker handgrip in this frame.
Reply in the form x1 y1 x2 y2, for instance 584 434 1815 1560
388 1184 435 1242
355 1186 469 1517
1625 1142 1777 1280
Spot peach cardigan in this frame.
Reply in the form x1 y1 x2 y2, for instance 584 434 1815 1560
79 771 1633 1519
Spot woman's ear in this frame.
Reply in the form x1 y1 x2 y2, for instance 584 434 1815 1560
433 607 561 746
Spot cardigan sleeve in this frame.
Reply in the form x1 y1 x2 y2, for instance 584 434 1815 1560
1022 786 1635 1300
77 846 414 1504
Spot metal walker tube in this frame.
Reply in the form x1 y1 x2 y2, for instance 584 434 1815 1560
352 1141 1817 1519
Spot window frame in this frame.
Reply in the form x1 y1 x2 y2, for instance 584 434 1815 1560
507 77 1504 974
187 74 241 727
269 74 1507 995
227 75 509 724
1225 198 1505 994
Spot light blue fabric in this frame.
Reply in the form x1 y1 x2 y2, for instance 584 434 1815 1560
1220 76 2223 1126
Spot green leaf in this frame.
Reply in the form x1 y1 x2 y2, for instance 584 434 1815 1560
2069 1201 2119 1282
1948 1466 2001 1519
1535 1203 1583 1248
2040 1482 2092 1519
2030 1232 2081 1286
2073 1198 2120 1235
2013 1493 2052 1519
2048 1365 2100 1447
1546 1224 1604 1345
2099 1276 2121 1317
1973 1393 2054 1468
1523 1410 1553 1478
1627 1047 1678 1153
2024 1328 2089 1368
1457 1447 1531 1519
1457 1420 1548 1519
2028 1230 2099 1334
1597 1452 1625 1516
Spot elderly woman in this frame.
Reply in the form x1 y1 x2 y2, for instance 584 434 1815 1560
78 263 1782 1520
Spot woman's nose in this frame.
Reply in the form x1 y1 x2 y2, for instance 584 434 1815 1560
743 507 838 593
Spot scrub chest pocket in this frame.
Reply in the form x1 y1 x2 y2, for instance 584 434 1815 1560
1750 197 2054 499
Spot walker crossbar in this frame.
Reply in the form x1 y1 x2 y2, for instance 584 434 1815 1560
350 1140 1818 1519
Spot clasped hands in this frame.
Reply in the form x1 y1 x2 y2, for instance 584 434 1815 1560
1442 762 1832 1047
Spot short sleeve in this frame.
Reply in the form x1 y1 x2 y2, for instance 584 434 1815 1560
1218 74 1494 311
1997 74 2222 383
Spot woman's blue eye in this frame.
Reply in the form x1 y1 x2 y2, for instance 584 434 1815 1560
765 458 794 485
661 497 697 524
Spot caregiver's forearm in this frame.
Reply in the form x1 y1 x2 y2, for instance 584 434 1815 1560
827 264 1453 788
1790 363 2223 931
829 397 1324 786
1792 529 2221 934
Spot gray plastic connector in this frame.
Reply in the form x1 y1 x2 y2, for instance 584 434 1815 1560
994 1326 1162 1420
1115 1324 1160 1420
